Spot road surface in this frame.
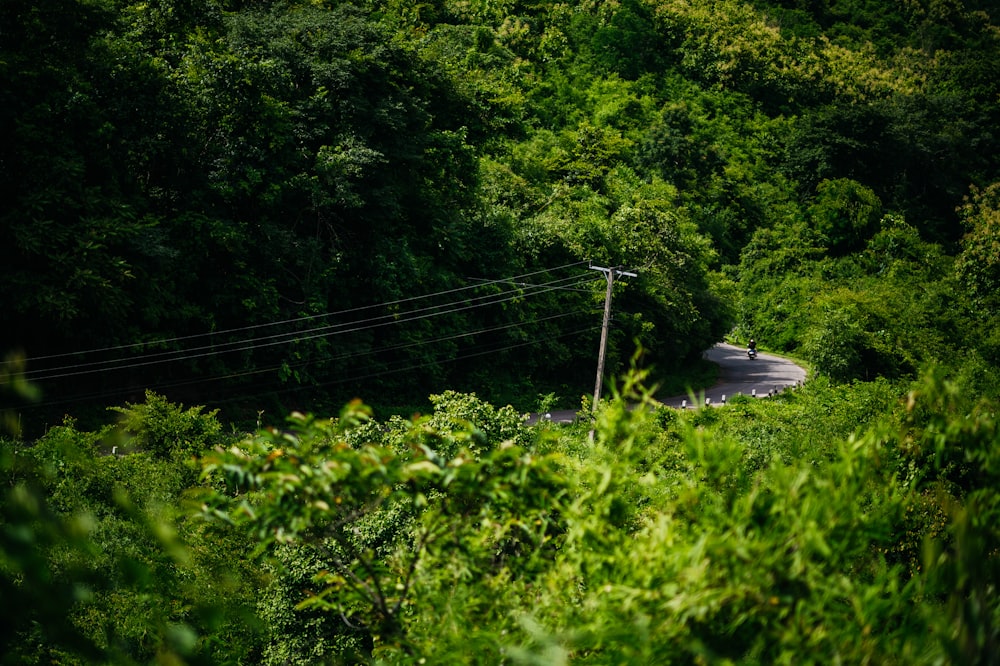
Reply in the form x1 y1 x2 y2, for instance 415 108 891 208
529 343 808 424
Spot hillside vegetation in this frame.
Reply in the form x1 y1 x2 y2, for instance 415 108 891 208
5 0 999 423
2 0 1000 663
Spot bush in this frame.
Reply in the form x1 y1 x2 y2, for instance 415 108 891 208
801 303 867 382
109 390 225 463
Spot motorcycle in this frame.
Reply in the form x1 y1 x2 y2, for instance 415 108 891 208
747 347 757 360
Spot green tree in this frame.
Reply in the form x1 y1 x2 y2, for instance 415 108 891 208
0 0 147 344
956 182 1000 310
199 399 565 658
955 182 1000 366
1 396 263 664
109 390 223 464
808 178 882 254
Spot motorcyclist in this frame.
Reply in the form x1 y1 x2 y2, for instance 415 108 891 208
747 338 757 358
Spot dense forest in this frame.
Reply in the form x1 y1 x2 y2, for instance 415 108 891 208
3 0 1000 663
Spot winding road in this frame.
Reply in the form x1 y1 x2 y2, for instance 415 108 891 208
529 343 808 424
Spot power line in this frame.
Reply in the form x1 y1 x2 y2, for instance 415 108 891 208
207 326 604 409
7 261 591 366
21 273 601 383
12 310 600 411
16 271 596 378
312 328 601 392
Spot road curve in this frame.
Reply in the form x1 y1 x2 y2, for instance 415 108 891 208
528 343 808 424
658 343 808 409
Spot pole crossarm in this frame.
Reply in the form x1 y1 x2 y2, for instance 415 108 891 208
588 265 638 279
589 264 637 413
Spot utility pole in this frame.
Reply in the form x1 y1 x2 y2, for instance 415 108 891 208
590 264 637 413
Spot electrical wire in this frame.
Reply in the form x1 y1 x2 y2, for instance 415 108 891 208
17 271 595 377
21 273 602 383
207 326 604 409
8 261 592 365
16 275 541 376
286 327 601 394
12 310 601 411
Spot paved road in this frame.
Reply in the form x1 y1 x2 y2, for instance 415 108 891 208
529 343 808 424
659 343 808 408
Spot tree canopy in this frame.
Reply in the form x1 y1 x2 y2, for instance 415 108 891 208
4 0 1000 425
3 1 1000 661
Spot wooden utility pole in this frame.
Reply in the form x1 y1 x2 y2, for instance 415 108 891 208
590 264 637 412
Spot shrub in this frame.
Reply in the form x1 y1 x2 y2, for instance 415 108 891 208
109 390 225 463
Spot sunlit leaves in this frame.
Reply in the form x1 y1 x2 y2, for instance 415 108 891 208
7 367 1000 664
647 0 924 105
956 182 1000 308
199 399 566 650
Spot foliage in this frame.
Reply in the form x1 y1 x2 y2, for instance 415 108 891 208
109 390 224 463
1 439 109 664
956 182 1000 312
1 397 263 665
4 0 1000 423
4 365 1000 665
3 0 1000 660
423 389 533 455
739 209 962 383
900 367 1000 663
199 398 564 657
257 543 373 665
808 178 883 254
191 371 998 664
1 351 41 437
